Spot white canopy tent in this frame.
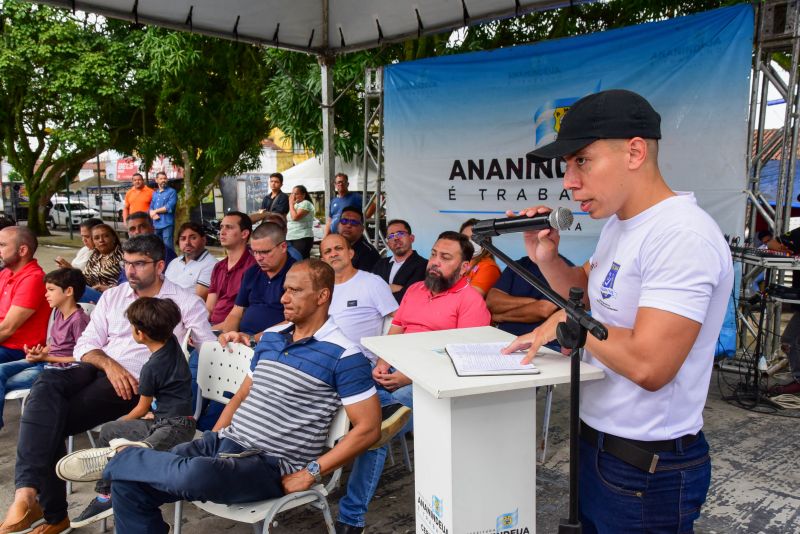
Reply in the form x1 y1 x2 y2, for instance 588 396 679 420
33 1 578 54
30 0 584 234
283 156 378 193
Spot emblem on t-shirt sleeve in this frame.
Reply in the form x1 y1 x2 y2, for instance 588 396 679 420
600 262 621 300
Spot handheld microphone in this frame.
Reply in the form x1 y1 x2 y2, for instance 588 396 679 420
471 207 574 237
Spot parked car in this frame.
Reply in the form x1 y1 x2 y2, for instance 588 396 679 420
49 201 99 229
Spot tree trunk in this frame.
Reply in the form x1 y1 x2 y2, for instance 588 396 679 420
26 188 51 236
175 150 194 229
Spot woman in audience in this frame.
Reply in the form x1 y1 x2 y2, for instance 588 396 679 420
55 217 103 272
286 184 315 259
459 218 501 298
83 224 123 291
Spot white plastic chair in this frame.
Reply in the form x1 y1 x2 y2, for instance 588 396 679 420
173 342 347 534
539 384 555 463
174 408 349 534
180 329 192 362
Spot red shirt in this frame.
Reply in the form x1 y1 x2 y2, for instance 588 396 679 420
0 260 49 349
392 277 491 334
208 250 257 324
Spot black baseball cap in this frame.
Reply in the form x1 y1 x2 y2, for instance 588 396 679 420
527 89 661 162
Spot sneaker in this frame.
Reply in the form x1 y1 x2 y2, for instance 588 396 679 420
70 498 113 529
108 438 151 450
369 403 411 450
334 521 364 534
55 448 113 483
29 517 71 534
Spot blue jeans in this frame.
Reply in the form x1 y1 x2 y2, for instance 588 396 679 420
79 287 102 304
579 430 711 533
0 361 42 429
0 346 25 364
337 385 413 528
155 226 174 252
106 431 284 534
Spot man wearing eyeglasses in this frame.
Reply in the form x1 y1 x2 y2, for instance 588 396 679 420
371 219 428 304
2 235 216 534
218 222 294 336
337 206 380 272
325 173 363 236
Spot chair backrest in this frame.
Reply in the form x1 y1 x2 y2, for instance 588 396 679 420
326 406 349 448
324 406 350 492
381 314 393 335
180 329 192 362
195 341 254 409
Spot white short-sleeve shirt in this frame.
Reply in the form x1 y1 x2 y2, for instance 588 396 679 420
329 270 399 363
582 193 733 441
164 250 218 290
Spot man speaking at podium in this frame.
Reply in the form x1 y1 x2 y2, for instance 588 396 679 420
504 90 733 533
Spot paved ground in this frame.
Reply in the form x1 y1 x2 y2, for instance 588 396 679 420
0 244 797 533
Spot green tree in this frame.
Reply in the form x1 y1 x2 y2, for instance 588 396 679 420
0 0 149 234
135 30 273 222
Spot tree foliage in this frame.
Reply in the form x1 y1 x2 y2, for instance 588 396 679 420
134 30 273 218
0 0 149 233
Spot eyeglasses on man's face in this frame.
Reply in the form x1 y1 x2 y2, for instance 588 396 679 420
252 241 285 257
339 218 362 227
120 260 155 271
387 231 409 240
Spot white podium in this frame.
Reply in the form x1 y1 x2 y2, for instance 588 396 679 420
362 326 604 534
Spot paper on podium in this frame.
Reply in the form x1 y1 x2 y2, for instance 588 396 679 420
445 342 540 376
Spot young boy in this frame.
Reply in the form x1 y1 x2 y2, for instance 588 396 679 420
58 297 196 528
0 268 89 430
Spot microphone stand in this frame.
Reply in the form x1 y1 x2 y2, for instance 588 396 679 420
471 234 608 534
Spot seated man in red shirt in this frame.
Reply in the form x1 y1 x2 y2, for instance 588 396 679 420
0 226 50 363
205 212 256 329
335 231 491 534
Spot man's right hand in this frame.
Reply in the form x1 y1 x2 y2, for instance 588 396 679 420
219 331 251 352
506 205 562 265
103 358 139 400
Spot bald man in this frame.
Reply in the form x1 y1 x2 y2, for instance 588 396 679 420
0 227 50 363
319 234 397 364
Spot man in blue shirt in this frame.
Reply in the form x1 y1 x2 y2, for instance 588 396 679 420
219 222 294 336
486 255 572 350
325 173 362 236
149 172 178 252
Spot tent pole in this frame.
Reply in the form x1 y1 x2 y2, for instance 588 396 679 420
320 54 335 231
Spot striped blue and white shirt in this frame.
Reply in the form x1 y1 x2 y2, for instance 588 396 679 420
219 319 376 474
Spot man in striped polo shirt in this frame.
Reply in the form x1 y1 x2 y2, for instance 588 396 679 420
57 259 381 534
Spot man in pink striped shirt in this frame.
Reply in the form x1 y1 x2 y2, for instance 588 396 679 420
0 235 216 534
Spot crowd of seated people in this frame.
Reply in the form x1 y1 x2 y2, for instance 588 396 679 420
0 204 562 534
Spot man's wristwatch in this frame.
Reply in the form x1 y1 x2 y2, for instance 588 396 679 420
306 460 322 483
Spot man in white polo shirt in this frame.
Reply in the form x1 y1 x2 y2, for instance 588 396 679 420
164 222 218 301
505 90 733 533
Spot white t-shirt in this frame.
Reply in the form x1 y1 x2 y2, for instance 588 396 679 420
330 270 399 363
582 192 733 441
72 246 93 271
164 250 218 290
388 259 404 284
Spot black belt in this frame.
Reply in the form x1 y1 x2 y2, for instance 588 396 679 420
580 421 700 474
